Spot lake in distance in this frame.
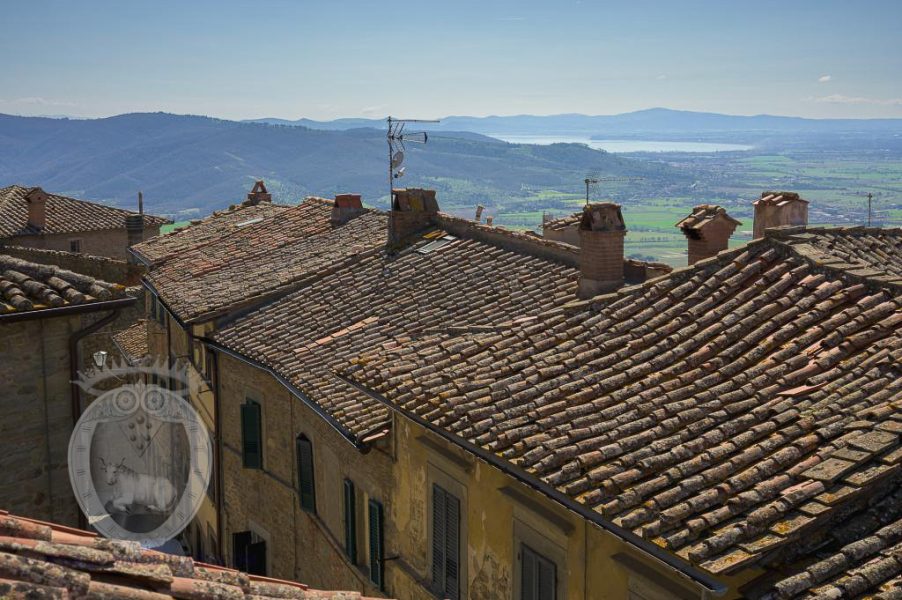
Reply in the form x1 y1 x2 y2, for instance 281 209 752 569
491 134 753 153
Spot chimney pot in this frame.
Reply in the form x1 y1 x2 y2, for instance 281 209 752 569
475 204 485 222
243 180 272 206
577 202 626 298
486 215 494 226
676 204 741 265
388 188 439 246
331 193 365 225
752 191 808 239
25 187 48 230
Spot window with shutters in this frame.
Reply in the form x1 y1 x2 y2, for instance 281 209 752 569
368 498 384 590
69 239 82 253
431 484 461 599
241 400 262 469
343 479 356 563
521 544 556 600
296 435 316 512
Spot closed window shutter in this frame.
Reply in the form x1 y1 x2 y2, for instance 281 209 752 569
296 436 316 512
343 479 356 563
232 531 251 571
522 545 556 600
368 499 384 589
444 492 460 600
241 401 262 468
431 484 446 594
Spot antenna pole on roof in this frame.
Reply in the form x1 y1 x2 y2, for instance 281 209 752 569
868 192 873 227
138 191 144 216
386 116 440 206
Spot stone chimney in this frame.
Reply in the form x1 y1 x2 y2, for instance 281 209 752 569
243 180 272 206
753 191 808 238
475 204 484 223
676 204 741 265
388 188 439 246
578 202 626 298
25 187 48 231
125 213 144 263
331 193 365 226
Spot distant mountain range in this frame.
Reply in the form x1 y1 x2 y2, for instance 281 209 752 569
0 112 678 217
245 108 902 138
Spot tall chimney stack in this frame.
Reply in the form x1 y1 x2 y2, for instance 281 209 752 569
331 193 364 226
578 202 626 298
388 188 439 246
676 204 741 265
753 191 808 238
138 191 144 216
25 187 48 231
243 180 272 206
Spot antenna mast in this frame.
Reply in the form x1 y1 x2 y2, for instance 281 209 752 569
387 116 439 206
583 176 645 205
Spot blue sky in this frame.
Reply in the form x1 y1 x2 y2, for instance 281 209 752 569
1 0 900 120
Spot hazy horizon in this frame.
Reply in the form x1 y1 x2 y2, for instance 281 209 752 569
2 0 900 121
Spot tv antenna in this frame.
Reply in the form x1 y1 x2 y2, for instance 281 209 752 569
852 191 876 226
583 176 644 205
387 116 439 201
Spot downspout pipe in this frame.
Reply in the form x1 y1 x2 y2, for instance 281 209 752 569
211 348 225 564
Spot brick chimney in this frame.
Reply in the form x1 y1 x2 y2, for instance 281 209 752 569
331 193 365 226
243 180 272 206
753 191 808 238
388 188 439 246
578 202 626 298
25 187 48 231
676 204 741 265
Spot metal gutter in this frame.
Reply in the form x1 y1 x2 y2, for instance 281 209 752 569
336 373 728 596
202 339 371 452
0 296 135 324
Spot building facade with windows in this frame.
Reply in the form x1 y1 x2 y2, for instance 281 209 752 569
0 185 169 260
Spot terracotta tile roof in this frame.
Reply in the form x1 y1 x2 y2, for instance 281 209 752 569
342 228 902 594
0 508 384 599
213 229 579 438
675 204 742 230
143 198 388 322
0 254 128 314
543 212 581 232
131 202 291 265
112 320 149 364
0 185 169 237
774 226 902 279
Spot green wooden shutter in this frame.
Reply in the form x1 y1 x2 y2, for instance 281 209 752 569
241 401 262 468
343 479 356 563
368 499 384 589
522 545 556 600
444 491 460 599
431 484 446 594
296 436 316 512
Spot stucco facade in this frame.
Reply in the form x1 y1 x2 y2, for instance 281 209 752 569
11 226 163 261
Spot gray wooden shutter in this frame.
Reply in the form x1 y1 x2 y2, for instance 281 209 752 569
522 545 556 600
240 401 261 468
296 436 316 512
538 555 555 600
444 491 460 600
343 479 356 563
368 499 384 589
431 484 446 594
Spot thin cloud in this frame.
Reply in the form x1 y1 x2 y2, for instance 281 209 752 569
818 75 832 83
656 74 667 80
7 97 77 107
811 94 902 106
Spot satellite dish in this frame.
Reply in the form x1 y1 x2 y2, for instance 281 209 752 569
393 167 406 179
391 150 405 169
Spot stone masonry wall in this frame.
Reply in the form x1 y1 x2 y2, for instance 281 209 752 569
7 225 161 261
0 245 145 285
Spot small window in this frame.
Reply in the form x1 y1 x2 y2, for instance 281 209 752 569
368 498 384 590
203 346 215 384
431 484 461 599
69 239 82 253
521 545 556 600
241 400 262 469
296 435 316 512
233 530 266 575
344 479 357 563
206 431 217 503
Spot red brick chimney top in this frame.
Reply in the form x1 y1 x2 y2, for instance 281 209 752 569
25 187 48 230
334 193 363 210
243 180 272 206
676 204 742 234
331 193 365 226
579 202 625 233
753 191 808 207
